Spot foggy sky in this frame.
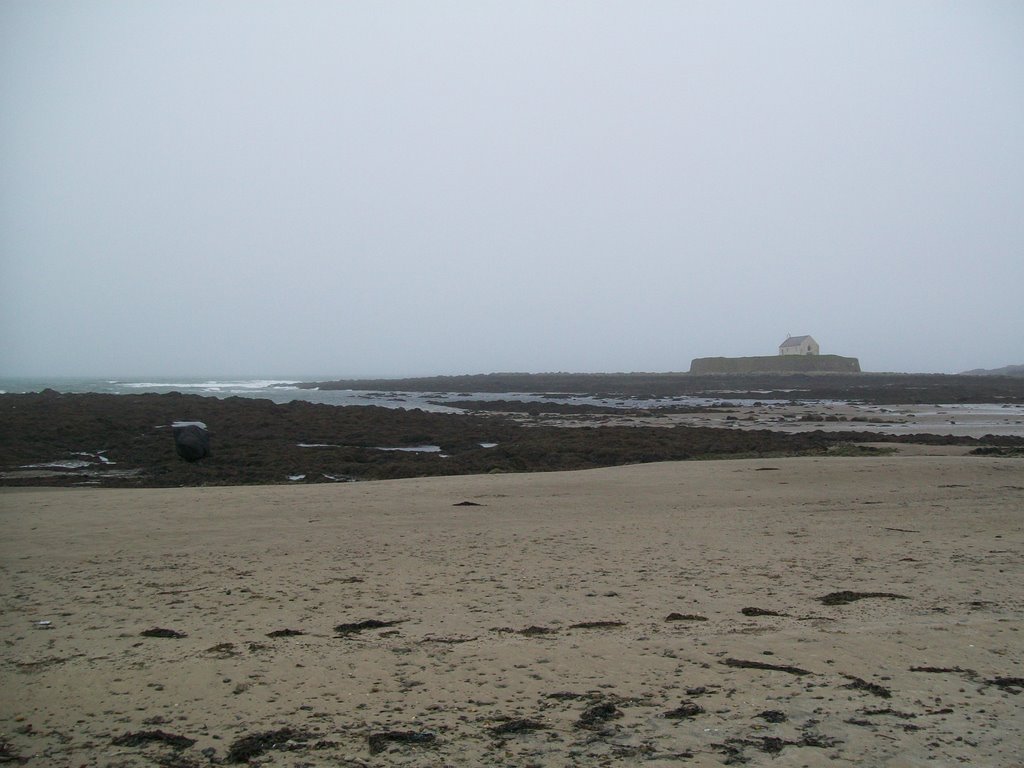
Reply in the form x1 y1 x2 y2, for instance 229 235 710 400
2 1 1022 378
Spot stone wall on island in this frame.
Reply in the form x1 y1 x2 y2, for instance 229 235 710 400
689 354 861 374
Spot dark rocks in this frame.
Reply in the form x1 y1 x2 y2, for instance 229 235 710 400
722 658 812 676
140 627 187 639
716 733 841 762
575 701 623 729
3 389 1019 488
820 591 909 606
841 675 892 698
172 423 209 462
366 730 435 755
225 727 311 763
0 739 24 763
663 701 704 719
988 676 1024 693
491 625 558 636
665 613 708 622
741 607 789 617
334 619 404 635
111 730 195 749
568 620 625 629
489 718 548 736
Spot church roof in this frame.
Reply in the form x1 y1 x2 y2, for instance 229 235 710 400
780 335 815 348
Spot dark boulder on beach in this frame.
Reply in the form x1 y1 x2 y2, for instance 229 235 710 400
173 423 210 462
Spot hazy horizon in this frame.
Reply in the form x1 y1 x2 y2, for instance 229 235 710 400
3 2 1022 378
1 360 1021 383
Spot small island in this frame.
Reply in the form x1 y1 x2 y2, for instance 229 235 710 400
690 335 861 374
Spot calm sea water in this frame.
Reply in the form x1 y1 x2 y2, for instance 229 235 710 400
0 377 460 411
0 377 745 412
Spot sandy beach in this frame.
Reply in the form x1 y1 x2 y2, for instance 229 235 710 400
2 454 1022 766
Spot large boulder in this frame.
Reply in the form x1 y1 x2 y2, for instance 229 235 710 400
172 422 210 462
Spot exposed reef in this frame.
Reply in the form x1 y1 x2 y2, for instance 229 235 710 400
2 390 1021 487
301 371 1024 404
689 354 861 374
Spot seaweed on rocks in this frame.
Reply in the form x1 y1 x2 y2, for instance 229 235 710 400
519 625 557 636
569 620 625 629
989 676 1024 693
663 701 704 719
334 619 404 635
841 675 892 698
489 718 548 736
140 627 187 639
910 665 973 674
420 635 477 644
111 731 196 750
225 728 311 763
0 739 24 764
750 737 787 755
575 701 623 729
366 730 436 755
6 387 1018 488
722 657 812 676
546 691 599 701
153 754 201 768
716 733 841 762
266 628 305 637
491 625 557 636
741 607 789 617
686 686 714 697
819 591 909 606
861 707 919 719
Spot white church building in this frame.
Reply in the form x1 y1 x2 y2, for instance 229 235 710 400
779 335 819 356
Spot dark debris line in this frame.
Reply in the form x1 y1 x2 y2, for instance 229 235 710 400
721 657 813 676
224 728 329 763
819 591 909 606
367 731 436 755
111 730 196 749
333 619 405 635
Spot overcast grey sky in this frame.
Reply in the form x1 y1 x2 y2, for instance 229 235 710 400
2 1 1022 378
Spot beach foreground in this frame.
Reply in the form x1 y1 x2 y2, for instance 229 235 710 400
2 456 1022 766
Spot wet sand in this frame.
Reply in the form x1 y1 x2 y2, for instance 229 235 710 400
2 455 1022 766
517 401 1024 438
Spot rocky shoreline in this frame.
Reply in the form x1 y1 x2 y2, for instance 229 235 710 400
2 389 1021 488
301 371 1024 405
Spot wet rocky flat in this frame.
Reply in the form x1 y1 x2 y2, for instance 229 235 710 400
2 390 1021 488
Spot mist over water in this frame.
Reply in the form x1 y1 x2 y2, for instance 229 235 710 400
2 3 1022 376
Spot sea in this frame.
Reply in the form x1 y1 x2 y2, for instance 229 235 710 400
0 376 743 413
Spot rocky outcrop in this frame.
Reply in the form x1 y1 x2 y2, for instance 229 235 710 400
2 389 1020 488
689 355 861 374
